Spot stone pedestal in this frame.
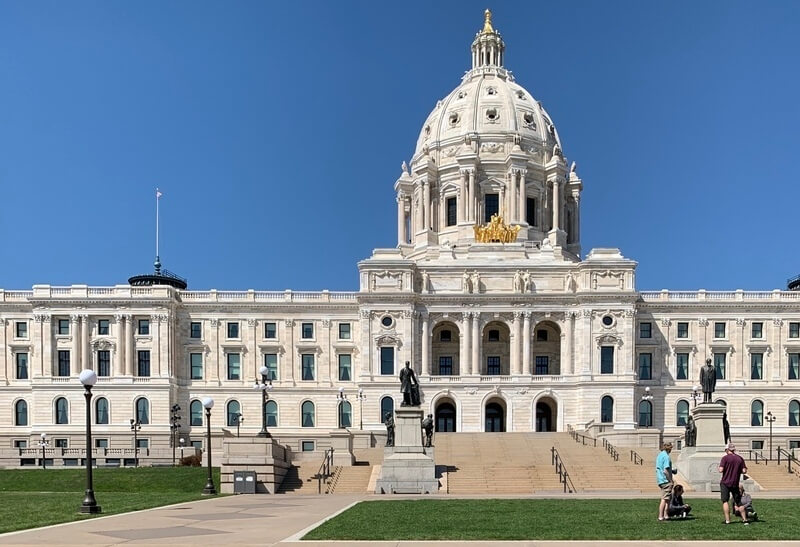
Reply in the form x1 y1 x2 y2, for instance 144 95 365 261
677 403 758 492
375 407 438 494
220 436 291 494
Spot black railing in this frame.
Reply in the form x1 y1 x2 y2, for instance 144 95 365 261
777 448 800 475
315 448 335 494
788 273 800 291
550 446 577 493
602 438 620 461
630 450 644 465
569 428 597 447
744 449 767 465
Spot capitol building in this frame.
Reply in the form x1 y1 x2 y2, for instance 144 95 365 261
2 11 799 463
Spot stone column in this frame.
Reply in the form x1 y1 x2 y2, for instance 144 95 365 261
458 171 466 223
80 315 90 371
397 195 405 245
70 314 81 373
125 315 135 376
421 314 430 376
115 314 124 377
0 319 6 383
510 313 519 375
471 312 480 375
499 186 506 219
772 319 782 381
518 170 526 223
151 314 161 377
564 312 575 376
415 191 423 233
284 319 295 384
39 314 52 377
468 170 476 222
522 312 531 376
422 179 430 230
461 312 471 376
552 179 560 231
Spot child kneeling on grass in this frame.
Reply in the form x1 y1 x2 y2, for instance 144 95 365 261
735 485 757 522
667 484 692 519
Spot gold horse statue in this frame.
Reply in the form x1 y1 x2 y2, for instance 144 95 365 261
473 214 520 243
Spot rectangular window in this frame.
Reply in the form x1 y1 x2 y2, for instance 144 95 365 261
264 322 277 339
446 197 457 226
751 440 764 450
438 356 453 375
750 353 764 380
790 322 800 339
338 323 351 340
227 322 239 339
57 350 70 377
190 353 203 380
301 322 314 339
14 440 27 448
97 319 109 335
535 356 549 375
264 353 278 380
600 346 614 374
16 353 28 380
338 354 352 381
440 330 452 342
380 347 394 375
58 319 70 335
95 438 108 449
227 353 240 380
639 322 652 339
714 353 726 380
55 439 68 448
638 353 652 380
676 353 689 380
790 440 800 449
15 321 28 338
191 440 203 451
487 356 500 375
301 441 315 452
714 322 726 338
190 322 202 339
137 350 151 377
138 319 150 336
536 329 548 342
484 193 499 222
526 197 536 226
751 322 763 339
97 350 110 377
136 438 149 449
789 353 800 380
676 322 689 339
488 329 500 342
301 354 315 380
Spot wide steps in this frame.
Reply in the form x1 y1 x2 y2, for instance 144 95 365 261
744 460 800 490
277 464 327 494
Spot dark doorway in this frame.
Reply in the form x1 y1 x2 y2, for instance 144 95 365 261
536 400 555 432
436 402 456 432
485 402 505 432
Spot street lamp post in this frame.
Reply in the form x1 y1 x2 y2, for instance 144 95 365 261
179 437 185 462
235 414 243 438
202 397 216 495
39 433 48 470
641 387 654 428
79 369 101 514
130 418 142 467
253 366 273 437
356 388 366 430
337 387 348 428
766 411 776 460
691 385 701 408
170 404 182 466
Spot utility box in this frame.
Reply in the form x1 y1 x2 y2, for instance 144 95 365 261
233 471 257 494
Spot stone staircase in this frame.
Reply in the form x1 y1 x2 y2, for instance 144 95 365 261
740 459 800 490
276 463 328 494
327 448 384 494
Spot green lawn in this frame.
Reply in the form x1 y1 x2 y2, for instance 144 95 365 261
0 467 220 534
303 498 800 541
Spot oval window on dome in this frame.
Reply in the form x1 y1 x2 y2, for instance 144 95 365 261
486 87 497 96
457 90 467 99
517 90 526 100
523 112 536 127
486 108 499 122
448 112 460 127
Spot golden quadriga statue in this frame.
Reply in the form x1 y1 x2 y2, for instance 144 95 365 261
473 214 521 243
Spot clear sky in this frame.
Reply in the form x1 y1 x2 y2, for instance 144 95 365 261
1 1 799 292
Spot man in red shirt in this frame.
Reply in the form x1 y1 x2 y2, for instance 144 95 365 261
719 442 749 524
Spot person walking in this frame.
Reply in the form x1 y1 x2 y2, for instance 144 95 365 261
719 442 749 525
656 442 675 521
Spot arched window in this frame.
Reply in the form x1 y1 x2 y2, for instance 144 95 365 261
338 401 352 428
600 396 613 423
676 400 690 426
15 400 28 426
751 400 764 426
135 398 150 425
95 398 109 425
190 400 203 426
380 396 394 424
790 400 800 427
226 400 241 427
266 400 278 427
55 397 69 424
301 401 315 428
638 400 653 428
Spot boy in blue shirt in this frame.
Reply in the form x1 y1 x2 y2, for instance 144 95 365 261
656 442 675 521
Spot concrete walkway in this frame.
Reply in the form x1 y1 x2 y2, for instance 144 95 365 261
1 494 800 546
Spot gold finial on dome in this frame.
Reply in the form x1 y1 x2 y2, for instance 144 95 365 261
481 9 495 34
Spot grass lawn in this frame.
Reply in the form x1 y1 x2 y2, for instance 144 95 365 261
0 467 220 534
303 498 800 541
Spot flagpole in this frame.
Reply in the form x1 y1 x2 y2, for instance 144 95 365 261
156 188 160 260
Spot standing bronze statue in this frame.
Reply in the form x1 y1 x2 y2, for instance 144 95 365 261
421 414 434 448
699 358 716 404
399 361 419 406
384 412 395 447
684 416 697 447
722 411 731 444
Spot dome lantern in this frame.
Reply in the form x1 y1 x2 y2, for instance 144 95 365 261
471 9 505 69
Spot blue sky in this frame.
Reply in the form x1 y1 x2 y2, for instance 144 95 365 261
1 1 799 291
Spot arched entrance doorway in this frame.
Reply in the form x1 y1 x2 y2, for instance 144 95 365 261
435 400 456 432
535 397 557 432
485 400 505 432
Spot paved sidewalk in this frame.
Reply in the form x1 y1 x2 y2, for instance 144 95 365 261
1 494 799 547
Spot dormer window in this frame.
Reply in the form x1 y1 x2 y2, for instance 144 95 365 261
486 86 497 96
486 108 499 122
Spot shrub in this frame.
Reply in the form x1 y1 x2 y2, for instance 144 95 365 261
179 454 202 467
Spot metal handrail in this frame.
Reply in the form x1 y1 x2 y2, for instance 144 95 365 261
550 446 577 493
602 438 620 461
744 449 767 465
630 450 644 465
316 448 334 494
777 448 800 475
569 429 597 447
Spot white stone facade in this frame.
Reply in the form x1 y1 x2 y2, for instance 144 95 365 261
2 11 800 458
